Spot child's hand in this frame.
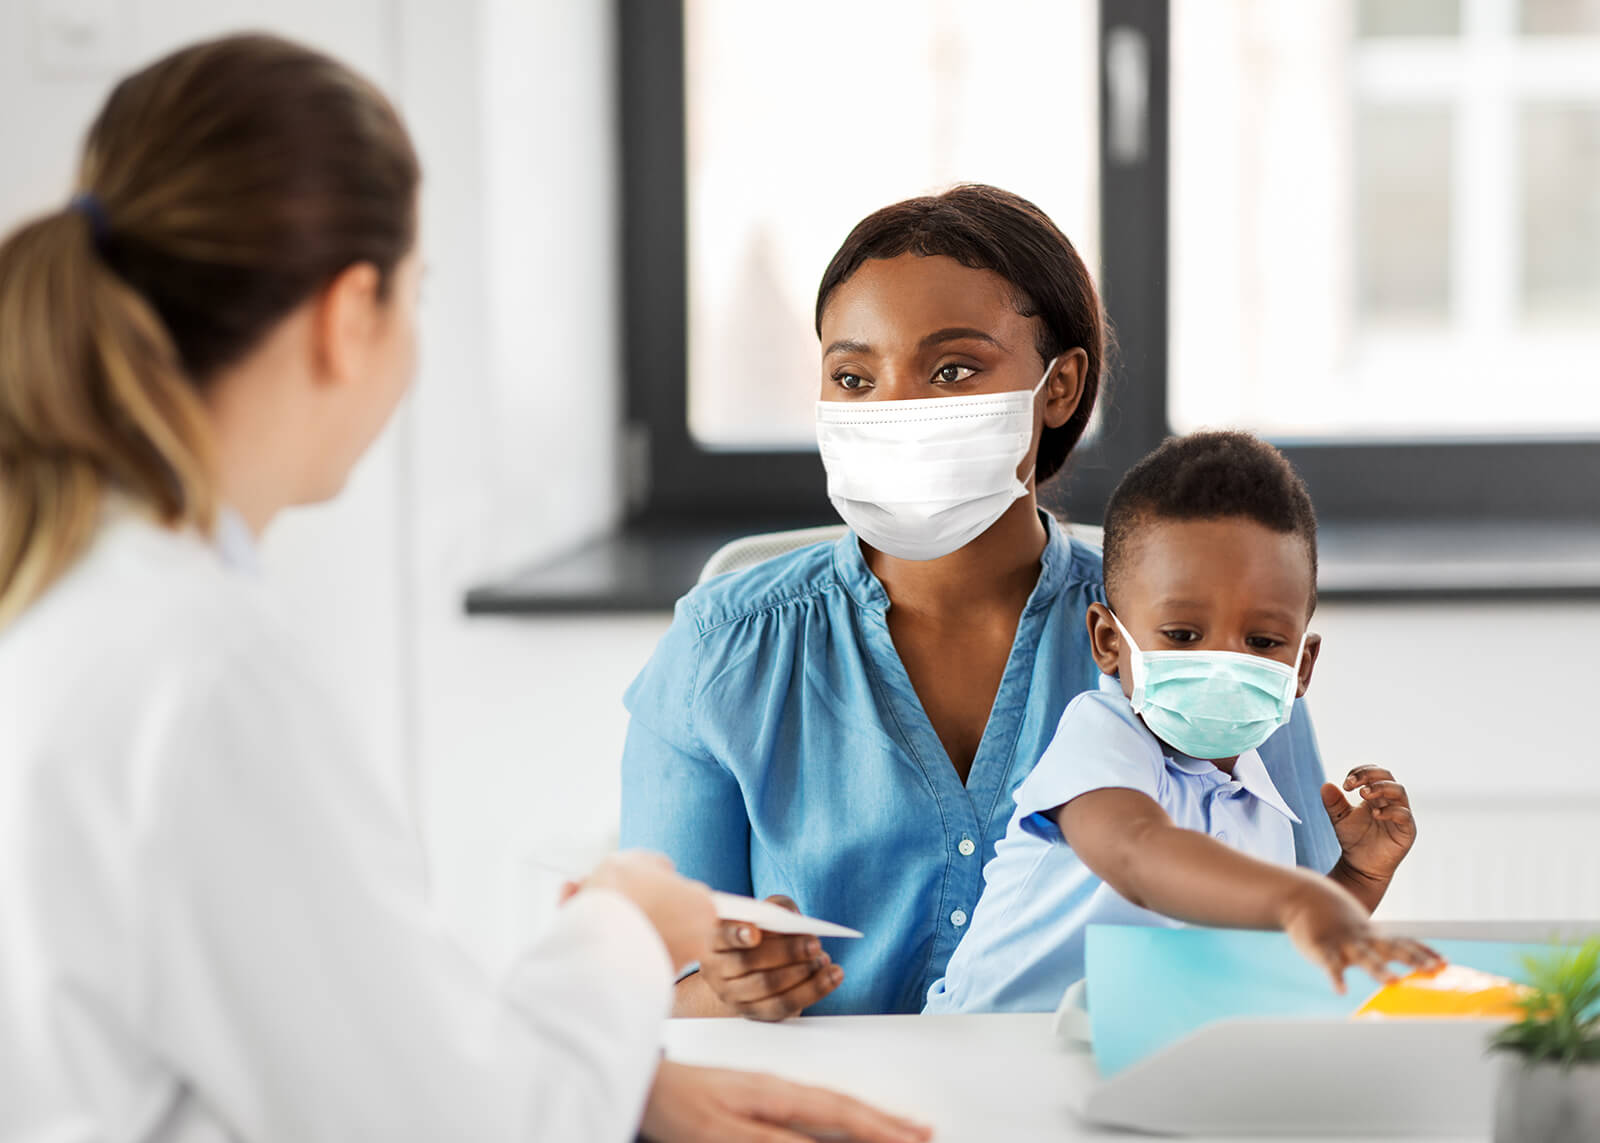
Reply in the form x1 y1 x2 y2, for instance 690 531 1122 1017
1321 765 1417 886
1277 878 1442 993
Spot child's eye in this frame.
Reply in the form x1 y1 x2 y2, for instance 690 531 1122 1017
833 372 871 392
1160 629 1200 645
932 364 977 385
1246 636 1285 651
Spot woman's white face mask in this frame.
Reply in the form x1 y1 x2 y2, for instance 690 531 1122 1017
815 358 1056 561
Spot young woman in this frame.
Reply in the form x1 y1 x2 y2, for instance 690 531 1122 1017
621 185 1348 1019
0 34 926 1143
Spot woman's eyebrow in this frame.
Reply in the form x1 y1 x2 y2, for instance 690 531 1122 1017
919 327 1006 351
823 338 873 357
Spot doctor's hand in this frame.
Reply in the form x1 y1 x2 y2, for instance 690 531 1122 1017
1322 765 1418 911
641 1060 933 1143
696 895 843 1021
1278 876 1442 994
579 852 716 974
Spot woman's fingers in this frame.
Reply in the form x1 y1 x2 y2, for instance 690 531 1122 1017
735 1073 932 1143
718 956 832 1005
743 961 845 1022
712 933 820 973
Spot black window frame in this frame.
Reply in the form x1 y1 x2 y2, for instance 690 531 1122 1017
619 0 1600 534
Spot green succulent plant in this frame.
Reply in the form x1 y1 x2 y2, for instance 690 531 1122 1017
1491 938 1600 1068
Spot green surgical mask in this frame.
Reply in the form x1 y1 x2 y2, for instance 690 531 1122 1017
1111 611 1306 760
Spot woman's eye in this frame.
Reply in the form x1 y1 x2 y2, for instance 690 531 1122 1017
933 364 976 384
834 372 870 391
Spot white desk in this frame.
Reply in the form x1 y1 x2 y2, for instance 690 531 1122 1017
662 1013 1484 1143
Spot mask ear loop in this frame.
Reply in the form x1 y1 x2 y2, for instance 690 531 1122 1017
1283 629 1310 704
1033 356 1060 400
1108 610 1148 713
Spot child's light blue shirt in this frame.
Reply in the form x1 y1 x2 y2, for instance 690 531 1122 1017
924 673 1302 1015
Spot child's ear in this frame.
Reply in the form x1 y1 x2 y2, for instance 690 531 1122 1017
1085 602 1122 675
1295 632 1322 698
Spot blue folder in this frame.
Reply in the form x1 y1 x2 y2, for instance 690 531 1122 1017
1084 925 1550 1077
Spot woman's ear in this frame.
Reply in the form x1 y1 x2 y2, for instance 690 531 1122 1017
1085 601 1123 675
1296 632 1323 698
309 261 382 388
1043 347 1088 430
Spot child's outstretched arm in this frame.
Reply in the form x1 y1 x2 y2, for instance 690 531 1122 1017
1322 765 1418 913
1055 789 1440 992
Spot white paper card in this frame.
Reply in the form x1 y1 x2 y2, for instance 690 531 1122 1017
712 892 863 938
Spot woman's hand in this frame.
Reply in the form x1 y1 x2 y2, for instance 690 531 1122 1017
1277 878 1442 993
579 852 717 974
696 895 844 1021
1322 765 1418 910
641 1060 932 1143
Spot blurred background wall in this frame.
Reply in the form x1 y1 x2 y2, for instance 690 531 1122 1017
3 0 1594 962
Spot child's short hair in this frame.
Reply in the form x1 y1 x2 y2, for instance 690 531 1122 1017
1102 431 1319 611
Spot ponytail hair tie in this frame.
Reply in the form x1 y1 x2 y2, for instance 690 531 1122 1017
69 192 111 250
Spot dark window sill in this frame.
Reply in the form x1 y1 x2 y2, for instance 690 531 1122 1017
463 515 831 615
463 516 1600 616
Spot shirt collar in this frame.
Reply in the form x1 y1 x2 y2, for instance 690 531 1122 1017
1097 672 1302 824
213 507 261 576
832 509 1074 613
1228 749 1303 824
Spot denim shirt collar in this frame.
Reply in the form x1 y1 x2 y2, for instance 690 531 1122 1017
832 510 1074 614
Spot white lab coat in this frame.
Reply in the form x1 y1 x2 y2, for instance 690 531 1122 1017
0 508 673 1142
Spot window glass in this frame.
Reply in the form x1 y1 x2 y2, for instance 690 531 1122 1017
1172 0 1600 437
685 0 1100 449
1358 0 1462 37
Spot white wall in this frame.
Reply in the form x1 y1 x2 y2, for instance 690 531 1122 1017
3 0 1593 963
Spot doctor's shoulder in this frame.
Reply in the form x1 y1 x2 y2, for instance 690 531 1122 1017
3 511 288 694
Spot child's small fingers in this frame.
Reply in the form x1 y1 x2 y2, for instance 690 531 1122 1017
1318 943 1350 993
1388 938 1444 970
1358 780 1408 802
1348 941 1402 985
1345 765 1395 790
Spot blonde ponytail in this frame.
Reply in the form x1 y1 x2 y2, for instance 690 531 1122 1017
0 33 417 631
0 207 214 628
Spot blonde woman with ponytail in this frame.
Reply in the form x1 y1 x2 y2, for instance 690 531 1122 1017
0 34 927 1143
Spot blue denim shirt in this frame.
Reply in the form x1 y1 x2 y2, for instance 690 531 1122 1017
619 515 1340 1015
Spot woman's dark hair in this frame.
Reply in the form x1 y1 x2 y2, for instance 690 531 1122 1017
814 184 1108 484
0 33 419 626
